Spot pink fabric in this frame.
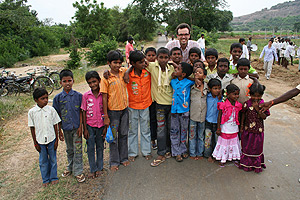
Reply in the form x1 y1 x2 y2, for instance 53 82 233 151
212 135 241 163
218 99 242 125
125 43 134 60
221 132 238 139
81 90 104 128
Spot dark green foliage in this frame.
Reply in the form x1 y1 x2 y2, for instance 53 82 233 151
86 34 118 66
191 26 219 46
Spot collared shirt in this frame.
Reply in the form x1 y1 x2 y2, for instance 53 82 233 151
100 67 128 111
127 69 152 110
206 93 222 123
296 84 300 90
190 83 208 122
207 72 234 90
197 37 205 49
170 78 194 113
228 61 257 75
231 75 254 104
28 105 61 144
247 40 252 50
165 40 205 62
81 90 104 128
205 65 217 76
260 45 278 62
53 89 82 131
241 44 249 59
284 44 293 58
147 61 174 105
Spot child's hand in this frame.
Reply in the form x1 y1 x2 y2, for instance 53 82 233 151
171 72 176 79
216 129 221 136
123 73 130 84
77 127 83 138
34 143 41 152
84 128 89 140
59 130 64 141
195 78 202 87
102 126 108 139
103 70 110 79
252 101 259 111
54 138 58 150
259 101 272 113
104 116 110 126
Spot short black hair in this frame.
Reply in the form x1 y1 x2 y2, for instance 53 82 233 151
145 47 156 55
129 50 145 64
205 48 218 59
176 23 191 35
156 47 169 57
230 43 243 51
107 50 124 62
201 34 204 37
189 47 201 58
237 58 250 69
170 47 182 55
208 78 221 89
85 70 100 82
59 69 73 80
33 88 48 100
180 62 193 77
193 59 204 66
128 36 133 42
217 58 230 68
239 38 245 43
249 82 266 96
226 84 240 94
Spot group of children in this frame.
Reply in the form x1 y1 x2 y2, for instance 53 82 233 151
28 42 271 187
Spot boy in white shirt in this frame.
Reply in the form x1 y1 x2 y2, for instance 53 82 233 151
28 88 61 187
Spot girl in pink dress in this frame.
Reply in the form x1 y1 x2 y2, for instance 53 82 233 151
239 82 270 173
212 84 242 166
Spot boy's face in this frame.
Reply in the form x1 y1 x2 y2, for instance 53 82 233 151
146 51 156 62
237 65 249 78
174 64 185 78
60 76 74 92
108 60 122 73
157 53 170 68
206 55 217 67
230 48 242 61
194 67 206 81
217 62 229 77
133 58 146 71
170 50 182 64
193 61 204 72
189 53 200 63
35 94 48 108
87 77 100 91
209 85 221 97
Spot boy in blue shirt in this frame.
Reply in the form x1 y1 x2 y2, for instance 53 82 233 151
53 69 85 183
204 78 222 162
170 62 194 162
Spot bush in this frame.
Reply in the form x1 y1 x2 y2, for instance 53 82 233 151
86 34 118 66
191 26 219 46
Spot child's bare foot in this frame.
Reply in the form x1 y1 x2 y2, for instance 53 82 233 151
196 156 204 160
88 172 95 179
128 156 136 162
165 152 172 159
144 155 153 160
121 161 130 167
51 180 59 185
219 162 225 167
175 155 183 162
110 166 119 172
190 156 198 160
42 182 49 187
207 157 214 163
95 171 103 177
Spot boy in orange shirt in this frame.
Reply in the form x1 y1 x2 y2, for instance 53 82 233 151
100 50 129 171
127 50 153 162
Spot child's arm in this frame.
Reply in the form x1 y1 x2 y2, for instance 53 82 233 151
58 122 64 141
216 110 222 136
123 66 133 83
248 73 259 79
82 110 89 139
102 93 110 127
54 124 59 150
239 112 245 135
76 110 83 137
30 127 41 152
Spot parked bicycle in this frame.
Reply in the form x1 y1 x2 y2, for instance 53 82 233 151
0 68 19 97
37 66 61 90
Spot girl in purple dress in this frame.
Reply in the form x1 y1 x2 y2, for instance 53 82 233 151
239 82 270 173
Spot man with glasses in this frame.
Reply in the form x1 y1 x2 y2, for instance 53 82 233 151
166 23 205 63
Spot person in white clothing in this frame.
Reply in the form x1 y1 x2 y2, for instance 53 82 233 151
283 41 293 68
239 38 249 59
259 39 278 80
197 34 205 57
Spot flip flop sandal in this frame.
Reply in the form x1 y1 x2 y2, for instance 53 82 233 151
165 152 172 159
88 172 95 179
62 170 72 177
150 159 165 167
182 153 189 159
76 174 86 183
110 166 119 172
129 156 136 162
152 143 157 150
175 155 183 162
95 171 103 177
121 161 130 166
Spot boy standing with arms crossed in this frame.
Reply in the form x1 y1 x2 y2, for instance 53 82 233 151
28 88 61 187
53 69 85 183
100 50 129 171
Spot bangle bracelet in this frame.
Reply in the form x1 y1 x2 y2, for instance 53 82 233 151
34 144 38 147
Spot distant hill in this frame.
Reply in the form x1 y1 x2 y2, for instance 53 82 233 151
231 0 300 31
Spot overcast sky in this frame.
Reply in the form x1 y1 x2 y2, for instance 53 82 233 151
26 0 289 24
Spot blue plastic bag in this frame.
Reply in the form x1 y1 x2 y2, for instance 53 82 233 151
105 126 114 143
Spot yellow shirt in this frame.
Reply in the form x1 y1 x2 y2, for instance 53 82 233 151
147 61 174 105
205 65 217 76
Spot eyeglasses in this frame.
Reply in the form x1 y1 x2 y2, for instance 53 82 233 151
177 33 190 37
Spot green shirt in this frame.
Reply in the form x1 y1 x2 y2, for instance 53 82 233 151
228 61 257 74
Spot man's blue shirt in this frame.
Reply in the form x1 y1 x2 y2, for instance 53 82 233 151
170 78 194 114
206 92 222 123
53 89 82 131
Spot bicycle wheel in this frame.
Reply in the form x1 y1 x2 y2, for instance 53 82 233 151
33 76 54 95
49 72 62 90
5 83 20 96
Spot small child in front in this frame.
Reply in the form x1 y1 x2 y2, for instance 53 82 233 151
170 62 194 162
127 50 152 161
53 69 85 183
212 84 242 166
189 66 208 160
239 82 270 173
100 50 129 171
204 78 222 162
28 88 61 187
81 71 105 179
